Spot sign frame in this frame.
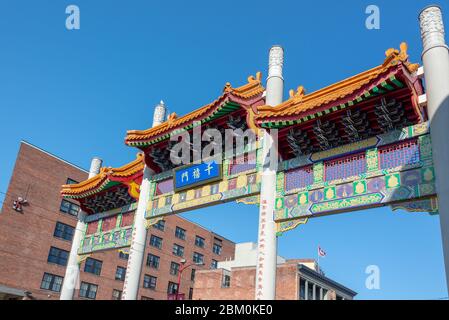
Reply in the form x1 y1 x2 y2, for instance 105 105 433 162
173 161 223 193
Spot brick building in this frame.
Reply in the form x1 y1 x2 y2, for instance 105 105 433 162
0 142 234 300
193 242 356 300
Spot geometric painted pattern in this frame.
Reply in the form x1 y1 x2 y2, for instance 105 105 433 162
228 152 257 176
379 139 420 170
324 153 366 181
285 166 313 191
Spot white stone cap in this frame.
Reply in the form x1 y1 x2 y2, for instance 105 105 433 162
419 5 448 54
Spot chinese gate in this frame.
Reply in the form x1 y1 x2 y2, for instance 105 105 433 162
59 6 449 300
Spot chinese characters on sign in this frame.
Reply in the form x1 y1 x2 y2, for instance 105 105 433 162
174 161 222 192
256 198 267 299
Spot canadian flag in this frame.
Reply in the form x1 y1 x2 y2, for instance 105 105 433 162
318 246 326 257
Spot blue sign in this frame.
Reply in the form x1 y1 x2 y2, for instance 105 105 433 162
174 161 222 192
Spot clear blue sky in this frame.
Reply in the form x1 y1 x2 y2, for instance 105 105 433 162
0 0 448 299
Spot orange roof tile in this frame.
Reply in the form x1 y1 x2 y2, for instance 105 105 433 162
256 42 419 122
125 72 265 145
61 153 144 198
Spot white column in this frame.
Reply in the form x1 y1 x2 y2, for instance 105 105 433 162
304 280 309 300
255 46 284 300
122 165 154 300
419 5 449 292
60 157 102 300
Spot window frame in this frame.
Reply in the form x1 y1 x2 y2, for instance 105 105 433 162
40 273 63 292
192 252 204 264
143 274 157 290
53 221 75 241
146 254 160 269
79 281 98 300
115 266 126 281
47 246 69 266
112 289 122 300
172 243 185 257
194 235 205 248
149 234 163 249
175 226 186 240
84 257 103 276
170 261 180 276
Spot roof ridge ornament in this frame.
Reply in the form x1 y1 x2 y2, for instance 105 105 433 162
288 85 306 101
223 82 233 93
248 71 262 83
167 112 178 123
383 42 419 73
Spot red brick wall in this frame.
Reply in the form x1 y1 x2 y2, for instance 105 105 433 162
0 142 234 300
193 263 299 300
0 142 88 300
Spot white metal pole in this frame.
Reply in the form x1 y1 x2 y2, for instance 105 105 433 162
419 5 449 292
255 45 284 300
60 157 102 300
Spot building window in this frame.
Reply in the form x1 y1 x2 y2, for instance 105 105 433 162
141 296 154 300
146 254 160 269
53 222 75 241
40 273 63 292
222 274 231 288
149 235 163 249
191 269 196 281
79 282 98 299
172 244 184 257
112 289 122 300
84 258 102 276
212 238 222 255
193 252 204 264
175 226 186 240
59 199 80 216
210 259 218 269
189 288 194 300
170 262 180 276
115 266 126 281
143 275 157 290
66 178 79 185
167 281 178 294
119 251 129 260
47 247 69 266
153 220 165 231
195 236 205 248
